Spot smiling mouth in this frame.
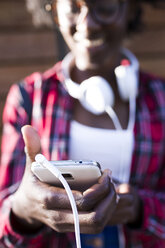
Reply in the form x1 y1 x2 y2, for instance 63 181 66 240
74 32 105 48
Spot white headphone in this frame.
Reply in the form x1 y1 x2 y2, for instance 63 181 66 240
62 48 139 130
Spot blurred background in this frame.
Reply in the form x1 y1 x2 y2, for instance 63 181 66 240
0 0 165 142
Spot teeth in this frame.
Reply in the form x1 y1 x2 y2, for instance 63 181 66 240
82 39 104 47
74 33 104 47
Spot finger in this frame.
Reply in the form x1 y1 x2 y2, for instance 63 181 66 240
80 181 117 234
41 181 116 234
34 181 83 210
77 170 111 210
81 190 117 234
21 125 41 162
44 192 117 234
32 170 112 212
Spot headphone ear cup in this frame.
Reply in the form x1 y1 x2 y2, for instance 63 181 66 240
114 64 138 101
79 76 115 115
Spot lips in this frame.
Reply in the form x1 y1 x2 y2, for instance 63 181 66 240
73 32 105 49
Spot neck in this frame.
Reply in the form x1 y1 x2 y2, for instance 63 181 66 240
70 59 120 85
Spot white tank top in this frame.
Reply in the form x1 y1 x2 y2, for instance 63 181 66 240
69 120 134 183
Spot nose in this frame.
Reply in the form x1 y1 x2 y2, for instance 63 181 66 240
76 5 100 32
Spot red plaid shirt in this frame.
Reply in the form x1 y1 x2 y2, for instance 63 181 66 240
0 62 165 247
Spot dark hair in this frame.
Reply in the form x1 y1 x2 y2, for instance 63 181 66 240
128 0 163 32
26 0 162 31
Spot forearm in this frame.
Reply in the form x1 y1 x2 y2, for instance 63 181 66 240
11 191 44 235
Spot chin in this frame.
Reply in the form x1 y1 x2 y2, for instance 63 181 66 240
75 57 104 71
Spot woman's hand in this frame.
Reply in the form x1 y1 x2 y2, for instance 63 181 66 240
108 183 142 226
11 125 117 234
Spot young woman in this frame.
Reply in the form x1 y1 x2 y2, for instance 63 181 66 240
0 0 165 247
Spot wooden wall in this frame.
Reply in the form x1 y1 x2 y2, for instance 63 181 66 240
0 0 59 136
127 4 165 78
0 1 165 137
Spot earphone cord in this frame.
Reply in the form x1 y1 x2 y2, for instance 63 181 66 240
58 174 81 248
105 89 136 131
127 94 136 130
105 105 122 130
35 154 81 248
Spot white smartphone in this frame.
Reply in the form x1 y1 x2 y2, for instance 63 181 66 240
31 160 102 191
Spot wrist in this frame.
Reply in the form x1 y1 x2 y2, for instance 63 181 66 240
11 194 43 235
10 209 44 235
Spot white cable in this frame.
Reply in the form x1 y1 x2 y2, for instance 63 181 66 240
127 94 136 130
35 154 81 248
105 105 122 130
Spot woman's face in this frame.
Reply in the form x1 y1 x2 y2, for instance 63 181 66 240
54 0 129 71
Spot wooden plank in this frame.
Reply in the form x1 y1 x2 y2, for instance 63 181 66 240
0 31 58 62
126 29 165 56
142 3 165 27
0 0 53 30
0 2 164 30
0 1 33 29
0 29 164 63
139 57 165 78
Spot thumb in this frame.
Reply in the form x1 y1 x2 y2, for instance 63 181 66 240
21 125 41 162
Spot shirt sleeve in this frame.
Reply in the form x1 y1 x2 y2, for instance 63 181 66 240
138 172 165 239
126 79 165 244
0 83 51 247
125 185 165 246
